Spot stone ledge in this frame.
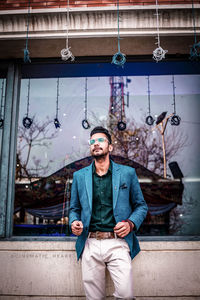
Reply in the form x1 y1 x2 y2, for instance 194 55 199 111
0 296 200 299
0 240 200 251
0 241 199 298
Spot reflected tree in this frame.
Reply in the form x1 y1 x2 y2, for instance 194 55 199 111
16 116 58 180
89 112 187 177
110 118 188 176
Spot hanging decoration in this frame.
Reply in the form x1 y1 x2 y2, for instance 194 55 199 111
117 94 126 131
153 0 168 62
0 79 5 129
189 0 200 60
22 79 33 129
117 78 128 131
145 76 155 126
61 0 75 62
54 78 61 129
117 120 126 131
170 75 181 126
24 0 31 63
112 0 126 67
109 77 129 132
82 77 90 129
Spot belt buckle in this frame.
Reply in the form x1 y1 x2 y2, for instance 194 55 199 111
95 231 101 240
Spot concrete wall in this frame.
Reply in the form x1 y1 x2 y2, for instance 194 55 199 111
0 240 200 300
0 5 200 59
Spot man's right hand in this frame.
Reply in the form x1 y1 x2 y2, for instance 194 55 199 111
71 220 83 236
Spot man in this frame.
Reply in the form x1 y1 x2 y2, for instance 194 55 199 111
69 126 148 300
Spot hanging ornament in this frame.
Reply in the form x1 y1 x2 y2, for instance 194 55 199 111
112 0 126 67
54 78 61 129
153 46 167 62
145 76 155 126
61 0 75 62
117 78 127 131
117 121 126 131
153 0 168 62
170 75 181 126
190 0 200 60
22 79 33 129
23 0 31 63
190 42 200 60
82 78 90 130
0 79 5 129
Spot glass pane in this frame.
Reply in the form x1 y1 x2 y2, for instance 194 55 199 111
14 75 200 236
0 78 6 159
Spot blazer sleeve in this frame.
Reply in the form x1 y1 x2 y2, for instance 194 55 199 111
69 172 81 228
128 169 148 232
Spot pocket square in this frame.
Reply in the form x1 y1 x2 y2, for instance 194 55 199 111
120 183 127 189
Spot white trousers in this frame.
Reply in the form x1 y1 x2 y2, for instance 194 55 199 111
81 237 135 300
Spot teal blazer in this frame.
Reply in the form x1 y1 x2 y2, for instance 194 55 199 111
69 160 148 260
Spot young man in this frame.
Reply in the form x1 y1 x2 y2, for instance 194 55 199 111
69 126 148 300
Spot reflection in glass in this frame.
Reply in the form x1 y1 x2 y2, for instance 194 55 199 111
14 75 200 236
0 79 6 159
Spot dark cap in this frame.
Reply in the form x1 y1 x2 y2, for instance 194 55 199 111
90 126 112 144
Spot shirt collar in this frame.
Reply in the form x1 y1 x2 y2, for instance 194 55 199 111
92 160 112 174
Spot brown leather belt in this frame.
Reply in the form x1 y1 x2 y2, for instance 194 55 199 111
89 231 116 240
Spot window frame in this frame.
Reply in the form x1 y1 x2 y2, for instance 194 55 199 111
0 58 200 241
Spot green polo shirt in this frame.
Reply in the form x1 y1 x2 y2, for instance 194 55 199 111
89 162 116 232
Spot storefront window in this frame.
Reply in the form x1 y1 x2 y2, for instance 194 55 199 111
14 74 200 236
0 78 6 158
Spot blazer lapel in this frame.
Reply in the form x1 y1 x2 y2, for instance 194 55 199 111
85 163 93 212
112 161 120 209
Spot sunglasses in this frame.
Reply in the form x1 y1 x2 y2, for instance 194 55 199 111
88 137 108 145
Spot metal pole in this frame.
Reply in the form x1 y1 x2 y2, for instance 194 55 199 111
161 123 167 178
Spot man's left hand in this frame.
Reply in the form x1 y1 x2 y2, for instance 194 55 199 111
114 221 130 238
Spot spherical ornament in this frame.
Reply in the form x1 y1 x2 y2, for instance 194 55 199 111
61 47 75 62
112 52 126 67
0 118 4 129
117 121 126 131
170 115 181 126
22 116 33 129
189 42 200 60
82 119 90 129
145 115 155 126
153 46 168 62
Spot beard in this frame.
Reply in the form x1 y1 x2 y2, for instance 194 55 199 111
91 147 109 160
92 152 107 160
